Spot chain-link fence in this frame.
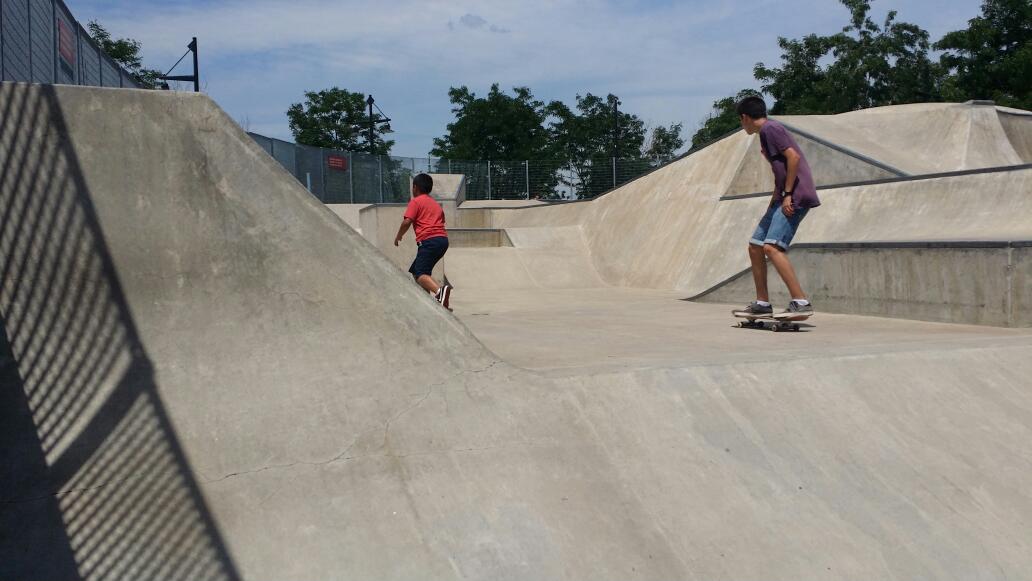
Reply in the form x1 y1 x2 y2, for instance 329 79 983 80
0 0 144 88
250 133 667 203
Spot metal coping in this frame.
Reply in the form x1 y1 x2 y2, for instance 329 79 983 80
684 239 1032 301
720 163 1032 201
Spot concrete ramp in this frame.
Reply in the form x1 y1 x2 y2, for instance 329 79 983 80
778 101 1025 174
999 107 1032 162
4 84 1032 580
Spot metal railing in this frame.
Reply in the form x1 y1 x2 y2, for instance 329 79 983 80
249 132 665 203
0 0 144 88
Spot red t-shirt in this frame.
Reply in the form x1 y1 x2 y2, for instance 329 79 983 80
403 194 448 242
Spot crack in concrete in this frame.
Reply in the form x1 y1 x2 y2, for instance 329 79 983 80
0 473 144 504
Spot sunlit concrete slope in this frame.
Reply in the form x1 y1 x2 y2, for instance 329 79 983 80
4 83 1032 580
778 101 1027 174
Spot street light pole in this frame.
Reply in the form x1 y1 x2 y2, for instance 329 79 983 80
367 95 376 154
612 97 620 188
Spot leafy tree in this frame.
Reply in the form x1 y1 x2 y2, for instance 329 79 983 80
644 123 686 163
690 89 764 149
755 0 940 114
935 0 1032 110
547 93 649 197
431 84 552 160
287 87 394 154
432 84 557 198
87 21 163 88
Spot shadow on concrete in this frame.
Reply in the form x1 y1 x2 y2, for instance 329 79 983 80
0 83 241 581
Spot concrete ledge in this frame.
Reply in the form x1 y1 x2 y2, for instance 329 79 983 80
690 241 1032 327
447 228 513 248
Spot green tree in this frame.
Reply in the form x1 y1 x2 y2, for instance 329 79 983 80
87 21 163 88
644 123 686 163
432 84 557 198
935 0 1032 110
690 89 764 149
755 0 940 114
547 93 648 197
287 88 393 154
431 84 552 160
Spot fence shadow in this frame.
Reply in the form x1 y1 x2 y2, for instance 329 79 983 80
0 83 240 581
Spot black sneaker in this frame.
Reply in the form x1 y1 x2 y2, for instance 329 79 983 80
439 284 453 309
734 301 774 316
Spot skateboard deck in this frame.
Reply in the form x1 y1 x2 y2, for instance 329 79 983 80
732 310 813 332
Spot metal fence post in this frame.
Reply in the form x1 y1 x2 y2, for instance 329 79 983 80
348 151 354 204
525 161 530 199
26 0 33 82
487 161 492 200
448 159 452 174
612 157 617 189
378 156 383 203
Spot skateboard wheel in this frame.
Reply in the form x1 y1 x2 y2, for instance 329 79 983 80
793 324 800 331
772 325 781 332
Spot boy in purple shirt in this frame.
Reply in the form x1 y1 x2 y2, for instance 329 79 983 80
735 96 820 317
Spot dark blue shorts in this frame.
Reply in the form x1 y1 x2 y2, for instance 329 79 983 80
409 236 449 278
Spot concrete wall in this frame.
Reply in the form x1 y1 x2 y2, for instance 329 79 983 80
695 243 1032 327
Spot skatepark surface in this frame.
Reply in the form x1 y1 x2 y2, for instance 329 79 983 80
453 287 1032 375
3 84 1032 581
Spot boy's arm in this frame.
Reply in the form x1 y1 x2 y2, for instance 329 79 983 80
394 219 412 246
781 147 801 216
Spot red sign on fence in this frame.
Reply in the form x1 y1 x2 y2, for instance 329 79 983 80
327 155 348 171
58 19 76 67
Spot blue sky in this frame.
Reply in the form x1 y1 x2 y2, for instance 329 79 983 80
74 0 983 157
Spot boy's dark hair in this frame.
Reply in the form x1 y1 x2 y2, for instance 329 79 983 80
412 173 434 195
735 96 767 120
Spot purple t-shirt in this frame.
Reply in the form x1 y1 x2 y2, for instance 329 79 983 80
759 119 820 209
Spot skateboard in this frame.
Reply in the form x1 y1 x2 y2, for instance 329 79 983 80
732 310 813 332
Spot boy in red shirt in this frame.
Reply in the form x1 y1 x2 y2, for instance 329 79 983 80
394 173 452 308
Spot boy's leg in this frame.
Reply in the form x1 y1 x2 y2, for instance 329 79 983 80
748 206 776 302
761 207 810 301
415 275 440 294
749 243 769 302
409 237 451 305
762 244 805 300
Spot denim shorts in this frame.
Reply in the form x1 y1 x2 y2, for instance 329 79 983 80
749 204 809 250
408 236 449 277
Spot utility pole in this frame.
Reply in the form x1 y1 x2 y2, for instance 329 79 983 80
190 38 199 92
160 37 200 92
612 97 621 188
365 94 393 155
612 97 620 158
367 95 376 154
